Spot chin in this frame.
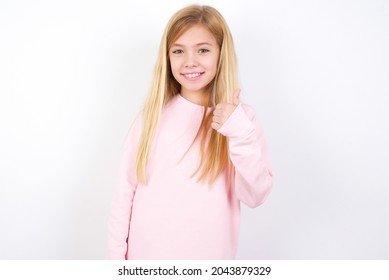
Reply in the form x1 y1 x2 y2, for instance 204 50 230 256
183 87 207 94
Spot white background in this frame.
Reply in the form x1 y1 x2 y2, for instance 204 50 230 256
0 0 388 259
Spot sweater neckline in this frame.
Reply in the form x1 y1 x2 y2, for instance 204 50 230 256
175 93 213 110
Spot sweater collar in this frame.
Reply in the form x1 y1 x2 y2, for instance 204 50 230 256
175 94 213 111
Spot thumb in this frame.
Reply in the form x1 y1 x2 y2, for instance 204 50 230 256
232 89 241 106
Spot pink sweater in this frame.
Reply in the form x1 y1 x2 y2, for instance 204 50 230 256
107 93 273 259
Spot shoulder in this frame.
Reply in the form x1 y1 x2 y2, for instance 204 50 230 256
122 110 144 147
128 110 144 132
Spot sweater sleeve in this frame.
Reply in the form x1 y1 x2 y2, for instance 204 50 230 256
217 103 273 208
107 112 142 259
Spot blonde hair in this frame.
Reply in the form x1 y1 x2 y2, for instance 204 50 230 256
135 5 239 187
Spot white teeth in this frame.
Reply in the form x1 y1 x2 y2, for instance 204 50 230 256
185 73 201 78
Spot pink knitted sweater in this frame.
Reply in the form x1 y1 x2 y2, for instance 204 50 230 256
108 93 273 259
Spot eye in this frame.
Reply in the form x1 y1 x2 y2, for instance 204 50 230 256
198 49 210 54
171 49 183 54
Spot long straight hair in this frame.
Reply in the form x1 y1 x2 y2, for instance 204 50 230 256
135 5 239 187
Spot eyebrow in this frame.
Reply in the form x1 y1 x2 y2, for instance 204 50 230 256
171 42 213 47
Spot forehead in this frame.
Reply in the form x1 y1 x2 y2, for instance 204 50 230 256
173 24 217 46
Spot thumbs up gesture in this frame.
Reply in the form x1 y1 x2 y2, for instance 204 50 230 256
211 89 241 131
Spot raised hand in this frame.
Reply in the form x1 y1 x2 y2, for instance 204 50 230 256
211 89 241 131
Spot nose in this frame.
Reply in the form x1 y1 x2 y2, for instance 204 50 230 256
184 53 198 68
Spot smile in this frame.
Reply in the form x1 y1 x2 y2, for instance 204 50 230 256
181 72 204 80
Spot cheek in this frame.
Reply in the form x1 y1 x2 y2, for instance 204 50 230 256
169 60 181 81
169 58 175 70
206 56 219 74
170 59 181 74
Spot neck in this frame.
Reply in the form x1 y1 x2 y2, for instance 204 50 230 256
181 90 211 107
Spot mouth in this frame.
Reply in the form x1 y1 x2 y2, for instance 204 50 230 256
181 72 205 80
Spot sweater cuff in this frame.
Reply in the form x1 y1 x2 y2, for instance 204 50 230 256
217 103 255 139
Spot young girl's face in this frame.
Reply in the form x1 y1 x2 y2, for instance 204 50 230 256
169 24 220 104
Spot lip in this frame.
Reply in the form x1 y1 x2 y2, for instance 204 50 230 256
181 72 205 81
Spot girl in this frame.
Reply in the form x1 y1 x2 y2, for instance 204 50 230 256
108 4 273 260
